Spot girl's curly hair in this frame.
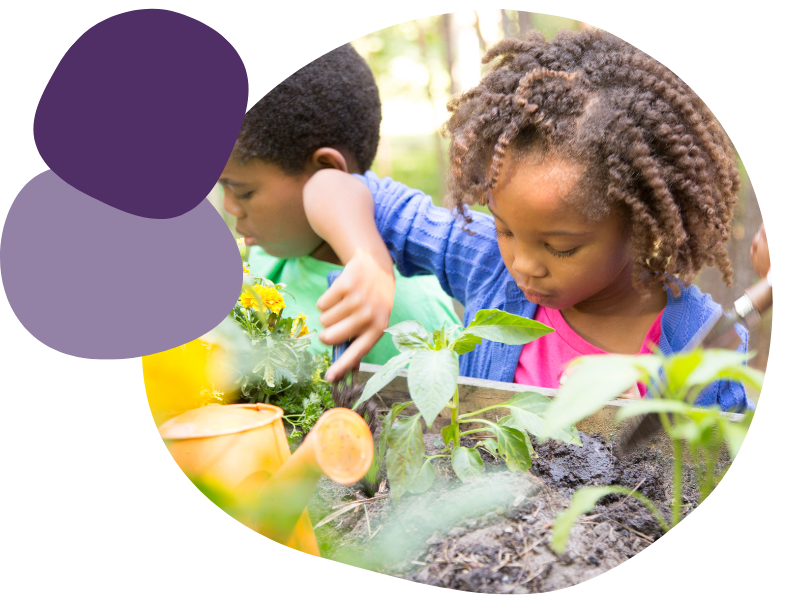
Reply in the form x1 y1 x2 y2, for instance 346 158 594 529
443 28 740 291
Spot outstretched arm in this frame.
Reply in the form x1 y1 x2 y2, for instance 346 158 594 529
303 169 395 382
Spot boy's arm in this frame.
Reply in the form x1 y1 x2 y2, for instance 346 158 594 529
303 169 395 382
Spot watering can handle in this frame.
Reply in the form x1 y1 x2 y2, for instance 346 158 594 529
326 270 351 365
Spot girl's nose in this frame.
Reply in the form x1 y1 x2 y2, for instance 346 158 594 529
223 190 245 218
513 252 548 278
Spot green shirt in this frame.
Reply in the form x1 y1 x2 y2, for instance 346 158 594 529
247 246 460 365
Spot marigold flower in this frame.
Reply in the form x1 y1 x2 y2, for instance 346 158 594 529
292 313 310 337
239 284 286 314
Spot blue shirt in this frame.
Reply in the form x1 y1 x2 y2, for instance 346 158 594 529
356 170 752 412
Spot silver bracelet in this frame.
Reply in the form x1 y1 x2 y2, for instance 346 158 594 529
733 294 760 328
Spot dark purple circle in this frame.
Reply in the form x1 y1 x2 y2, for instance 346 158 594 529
34 9 248 219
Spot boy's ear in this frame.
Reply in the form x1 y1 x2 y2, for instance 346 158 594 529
308 148 350 173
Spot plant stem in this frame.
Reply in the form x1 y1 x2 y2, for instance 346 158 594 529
459 418 495 426
452 387 461 448
460 427 492 436
459 402 514 420
672 436 683 527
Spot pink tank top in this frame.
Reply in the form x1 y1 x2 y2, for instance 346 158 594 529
514 305 664 397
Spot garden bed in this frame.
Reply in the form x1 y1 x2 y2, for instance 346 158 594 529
304 365 736 593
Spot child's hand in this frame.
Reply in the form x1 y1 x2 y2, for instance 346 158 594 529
559 363 642 399
317 249 395 382
750 222 770 279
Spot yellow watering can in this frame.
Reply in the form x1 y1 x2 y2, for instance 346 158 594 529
158 403 374 556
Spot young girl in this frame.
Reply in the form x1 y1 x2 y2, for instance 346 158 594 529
304 29 751 412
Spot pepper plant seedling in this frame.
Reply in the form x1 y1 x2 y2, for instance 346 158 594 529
352 309 581 497
540 348 761 554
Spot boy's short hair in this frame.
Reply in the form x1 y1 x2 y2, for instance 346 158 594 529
232 44 381 174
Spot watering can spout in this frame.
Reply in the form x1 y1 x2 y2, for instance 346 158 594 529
239 407 374 546
159 404 373 555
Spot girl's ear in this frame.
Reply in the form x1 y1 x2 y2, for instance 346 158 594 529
308 148 350 173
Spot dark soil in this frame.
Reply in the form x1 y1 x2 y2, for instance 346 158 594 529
307 430 712 594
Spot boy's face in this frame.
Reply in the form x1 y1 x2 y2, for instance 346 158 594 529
219 157 322 258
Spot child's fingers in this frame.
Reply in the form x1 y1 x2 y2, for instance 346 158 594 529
318 292 366 328
317 311 372 347
325 331 381 382
317 282 346 312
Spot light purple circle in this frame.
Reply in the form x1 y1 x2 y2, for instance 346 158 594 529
1 171 241 358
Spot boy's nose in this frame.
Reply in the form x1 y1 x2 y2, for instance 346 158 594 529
222 191 245 218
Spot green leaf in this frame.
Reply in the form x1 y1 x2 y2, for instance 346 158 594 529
551 485 670 554
441 423 457 448
670 419 701 445
407 459 436 495
451 333 483 355
451 446 485 482
461 309 554 345
491 425 532 472
719 413 752 459
386 414 425 498
615 399 693 421
432 327 447 350
385 321 433 352
542 354 663 438
500 392 580 446
496 416 537 456
503 391 552 411
353 351 413 409
445 323 464 344
673 349 761 396
407 348 460 427
661 351 703 396
480 438 500 457
373 401 414 479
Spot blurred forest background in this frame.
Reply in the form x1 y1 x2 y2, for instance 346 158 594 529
212 9 769 375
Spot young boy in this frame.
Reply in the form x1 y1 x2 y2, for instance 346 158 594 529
219 44 459 368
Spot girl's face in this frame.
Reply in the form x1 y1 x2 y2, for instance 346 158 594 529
489 154 635 312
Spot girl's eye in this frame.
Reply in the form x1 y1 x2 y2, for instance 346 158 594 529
236 191 255 201
545 246 577 258
494 228 513 239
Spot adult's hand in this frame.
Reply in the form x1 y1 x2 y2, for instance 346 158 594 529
750 222 770 279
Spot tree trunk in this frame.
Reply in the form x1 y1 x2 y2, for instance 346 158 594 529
416 19 448 201
441 13 457 96
473 11 487 54
518 11 532 38
501 9 512 40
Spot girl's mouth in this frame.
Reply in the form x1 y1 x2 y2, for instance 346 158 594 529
521 289 553 304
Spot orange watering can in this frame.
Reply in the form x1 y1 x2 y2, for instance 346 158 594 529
158 403 374 556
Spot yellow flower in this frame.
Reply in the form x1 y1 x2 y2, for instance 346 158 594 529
292 313 310 337
242 263 250 275
239 284 286 313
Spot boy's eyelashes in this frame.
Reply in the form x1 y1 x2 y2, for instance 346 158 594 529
236 191 255 201
494 227 578 258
